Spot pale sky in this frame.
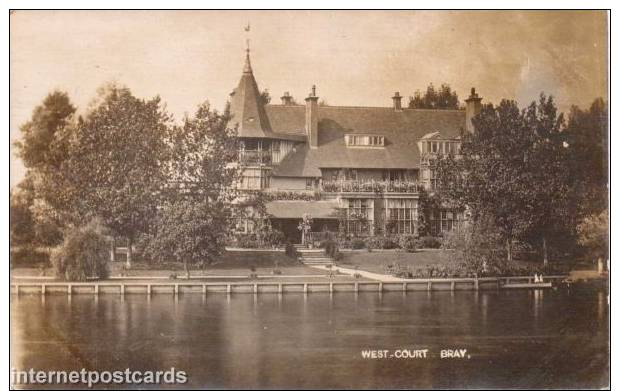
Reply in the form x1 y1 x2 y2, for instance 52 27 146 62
10 10 608 187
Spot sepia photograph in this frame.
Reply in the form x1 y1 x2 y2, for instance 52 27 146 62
9 9 610 389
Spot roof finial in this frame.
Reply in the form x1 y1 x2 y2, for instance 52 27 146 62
243 23 252 73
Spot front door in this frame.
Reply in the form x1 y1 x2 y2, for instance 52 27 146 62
272 219 302 244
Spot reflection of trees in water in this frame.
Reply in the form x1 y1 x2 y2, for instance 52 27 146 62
11 289 609 389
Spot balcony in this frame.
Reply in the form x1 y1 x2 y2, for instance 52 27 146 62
238 150 272 165
321 179 421 194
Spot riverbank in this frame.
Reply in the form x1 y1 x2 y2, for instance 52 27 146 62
11 275 577 296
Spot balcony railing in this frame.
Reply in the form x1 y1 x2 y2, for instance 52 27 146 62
321 179 421 194
238 150 272 165
307 231 337 243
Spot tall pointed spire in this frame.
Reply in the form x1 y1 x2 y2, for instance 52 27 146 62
229 27 273 138
243 38 252 73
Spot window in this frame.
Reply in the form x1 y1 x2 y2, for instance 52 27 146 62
346 134 384 147
430 169 438 190
343 169 358 181
306 178 315 190
239 168 270 190
386 199 417 234
430 209 461 236
346 199 370 235
384 170 405 181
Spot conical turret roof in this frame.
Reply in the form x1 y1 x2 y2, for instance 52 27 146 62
229 48 273 138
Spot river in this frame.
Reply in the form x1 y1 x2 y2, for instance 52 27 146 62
10 286 608 389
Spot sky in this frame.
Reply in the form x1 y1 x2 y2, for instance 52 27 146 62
10 10 608 187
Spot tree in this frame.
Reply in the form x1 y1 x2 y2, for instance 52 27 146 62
142 199 230 279
521 95 572 265
14 91 78 227
415 187 440 237
10 175 63 251
441 214 505 276
408 83 460 110
10 187 36 248
14 91 76 171
141 102 239 278
565 98 608 218
436 95 580 264
577 209 608 272
436 99 536 262
63 85 172 267
51 219 110 281
259 89 271 105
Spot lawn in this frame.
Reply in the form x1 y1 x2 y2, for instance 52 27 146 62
110 250 326 277
12 250 327 278
338 249 573 276
337 249 453 274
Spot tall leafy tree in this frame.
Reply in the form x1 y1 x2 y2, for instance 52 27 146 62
14 91 77 226
408 83 460 110
436 99 535 261
64 85 171 267
141 102 239 277
522 95 572 264
15 91 75 171
565 98 608 218
436 95 582 264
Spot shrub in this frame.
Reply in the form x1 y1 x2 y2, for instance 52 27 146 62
398 235 417 252
364 236 399 250
285 243 299 259
51 221 109 281
351 239 366 249
321 239 339 258
234 234 260 248
418 235 441 249
262 229 286 248
333 251 343 263
337 238 352 249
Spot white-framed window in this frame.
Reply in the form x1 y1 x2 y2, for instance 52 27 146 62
346 199 371 234
386 199 417 234
345 134 385 147
430 209 462 236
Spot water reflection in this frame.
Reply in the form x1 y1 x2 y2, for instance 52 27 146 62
11 287 608 389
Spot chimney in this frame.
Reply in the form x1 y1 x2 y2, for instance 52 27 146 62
281 91 293 106
392 92 402 111
465 87 482 133
305 85 319 149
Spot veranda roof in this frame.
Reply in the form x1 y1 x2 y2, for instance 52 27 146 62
265 200 340 219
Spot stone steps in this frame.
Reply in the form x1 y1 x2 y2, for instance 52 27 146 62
295 244 334 266
299 254 334 266
301 259 334 266
298 252 328 258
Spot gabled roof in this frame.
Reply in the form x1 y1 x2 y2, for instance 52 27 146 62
269 105 466 176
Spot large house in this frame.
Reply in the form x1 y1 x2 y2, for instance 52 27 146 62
229 47 482 244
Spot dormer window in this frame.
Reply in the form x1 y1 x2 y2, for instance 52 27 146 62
345 134 385 148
